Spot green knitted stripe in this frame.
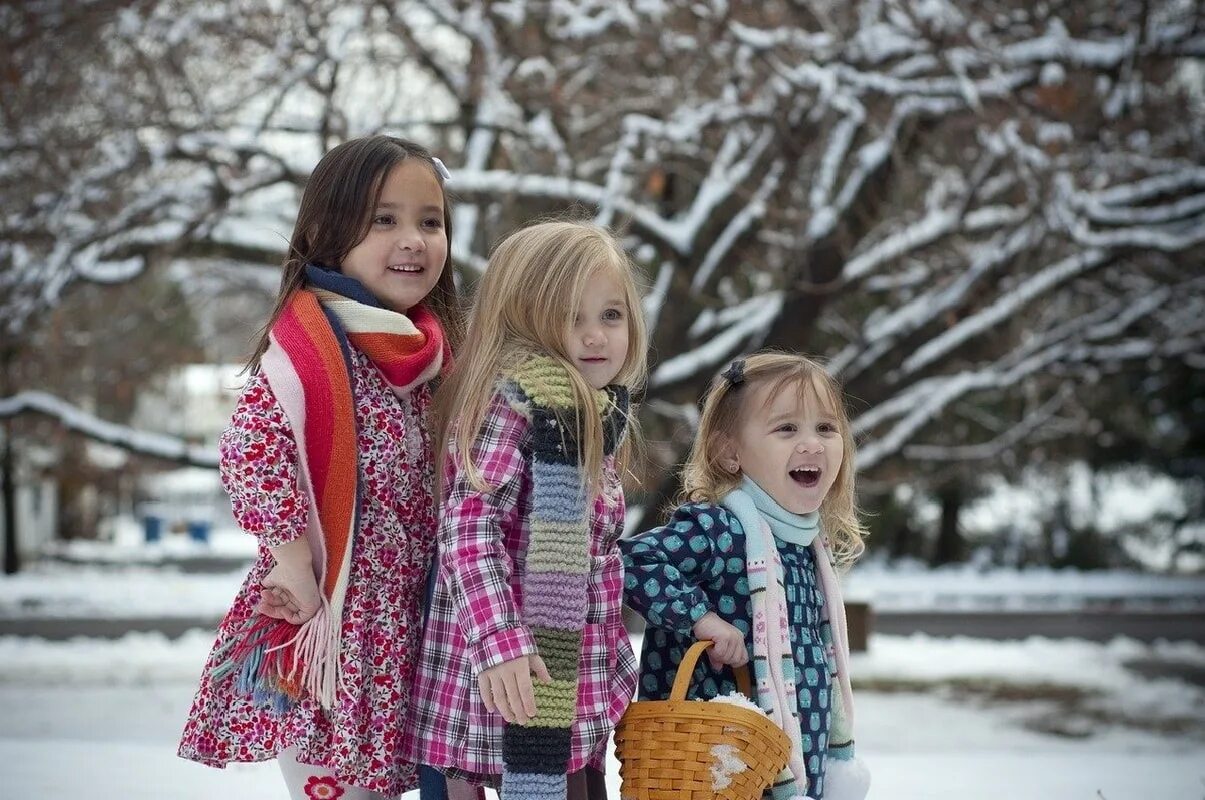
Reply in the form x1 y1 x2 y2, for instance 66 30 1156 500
520 678 578 728
510 355 607 413
526 521 591 573
525 543 591 574
532 626 582 680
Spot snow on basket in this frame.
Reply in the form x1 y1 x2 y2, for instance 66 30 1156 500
614 640 791 800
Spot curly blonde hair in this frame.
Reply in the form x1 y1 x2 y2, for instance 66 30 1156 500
680 351 867 567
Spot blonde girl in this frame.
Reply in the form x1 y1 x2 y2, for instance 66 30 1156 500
403 221 648 800
621 351 870 800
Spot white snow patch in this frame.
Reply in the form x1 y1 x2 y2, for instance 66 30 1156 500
709 743 748 790
710 690 764 715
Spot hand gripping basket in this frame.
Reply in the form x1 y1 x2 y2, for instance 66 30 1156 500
614 640 792 800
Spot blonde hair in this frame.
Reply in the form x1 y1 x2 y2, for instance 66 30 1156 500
436 221 648 494
680 351 867 567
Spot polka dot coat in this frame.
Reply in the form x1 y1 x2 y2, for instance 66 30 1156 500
619 502 835 797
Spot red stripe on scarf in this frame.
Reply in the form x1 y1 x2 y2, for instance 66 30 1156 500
347 305 445 389
276 293 357 597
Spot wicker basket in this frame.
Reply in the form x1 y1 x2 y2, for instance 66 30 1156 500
614 640 791 800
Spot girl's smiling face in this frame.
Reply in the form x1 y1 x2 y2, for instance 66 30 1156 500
339 159 447 313
723 377 845 514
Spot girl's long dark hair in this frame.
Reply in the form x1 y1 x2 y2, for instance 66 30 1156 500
247 135 463 370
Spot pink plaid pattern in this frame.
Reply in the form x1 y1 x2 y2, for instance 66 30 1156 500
402 393 637 783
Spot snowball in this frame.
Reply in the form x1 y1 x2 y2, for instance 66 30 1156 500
709 690 765 714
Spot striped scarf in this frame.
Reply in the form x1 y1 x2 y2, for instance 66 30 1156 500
212 264 448 711
722 478 858 800
497 356 629 800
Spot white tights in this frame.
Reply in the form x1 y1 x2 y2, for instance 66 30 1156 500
278 747 392 800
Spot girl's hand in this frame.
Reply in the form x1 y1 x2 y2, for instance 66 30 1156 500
258 562 322 624
692 612 749 670
477 654 552 724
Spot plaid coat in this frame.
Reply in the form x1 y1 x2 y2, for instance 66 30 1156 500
401 391 637 783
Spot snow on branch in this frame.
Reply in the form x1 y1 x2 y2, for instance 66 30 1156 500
691 160 785 292
1069 172 1205 227
835 223 1043 380
0 392 219 469
841 205 960 282
651 293 783 388
447 169 681 250
809 95 961 242
898 247 1111 377
1088 167 1205 206
1001 23 1138 68
642 260 674 336
856 327 1202 470
673 127 776 254
902 386 1074 463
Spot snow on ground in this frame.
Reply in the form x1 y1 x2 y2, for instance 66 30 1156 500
52 520 259 564
0 562 247 618
3 549 1204 796
1 631 1203 799
4 546 1204 620
844 560 1205 611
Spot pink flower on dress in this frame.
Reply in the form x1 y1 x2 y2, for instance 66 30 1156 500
304 775 345 799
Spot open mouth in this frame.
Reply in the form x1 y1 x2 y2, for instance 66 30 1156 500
789 466 821 488
387 263 424 274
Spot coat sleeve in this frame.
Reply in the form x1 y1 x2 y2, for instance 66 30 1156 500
440 392 537 674
619 503 740 637
217 370 309 548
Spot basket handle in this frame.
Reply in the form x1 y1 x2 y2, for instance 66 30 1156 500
669 640 753 701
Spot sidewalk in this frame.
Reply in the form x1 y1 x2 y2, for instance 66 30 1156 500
38 524 256 573
5 545 1205 645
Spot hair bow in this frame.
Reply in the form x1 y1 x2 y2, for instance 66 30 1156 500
431 157 452 184
721 358 746 387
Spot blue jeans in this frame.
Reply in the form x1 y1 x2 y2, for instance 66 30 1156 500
418 765 448 800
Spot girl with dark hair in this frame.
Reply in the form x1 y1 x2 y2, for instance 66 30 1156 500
179 135 462 800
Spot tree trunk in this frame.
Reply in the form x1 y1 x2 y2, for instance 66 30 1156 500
2 419 15 575
890 520 917 560
931 482 965 566
2 343 18 575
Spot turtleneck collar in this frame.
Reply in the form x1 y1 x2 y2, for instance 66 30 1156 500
741 475 820 546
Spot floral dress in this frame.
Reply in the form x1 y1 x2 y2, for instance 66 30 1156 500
178 350 437 798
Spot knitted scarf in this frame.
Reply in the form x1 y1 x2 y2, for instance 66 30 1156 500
496 356 629 800
721 477 857 800
211 264 448 712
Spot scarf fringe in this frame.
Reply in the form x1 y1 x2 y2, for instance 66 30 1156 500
209 600 338 711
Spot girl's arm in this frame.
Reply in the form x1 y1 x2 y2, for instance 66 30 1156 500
218 372 320 622
440 394 536 675
618 503 737 637
218 371 311 548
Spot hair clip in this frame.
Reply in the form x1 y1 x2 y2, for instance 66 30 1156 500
721 358 746 387
431 157 452 184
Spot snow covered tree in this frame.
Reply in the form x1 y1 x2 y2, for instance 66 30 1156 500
3 0 1203 562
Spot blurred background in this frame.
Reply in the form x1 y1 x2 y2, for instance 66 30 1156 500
1 1 1204 798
